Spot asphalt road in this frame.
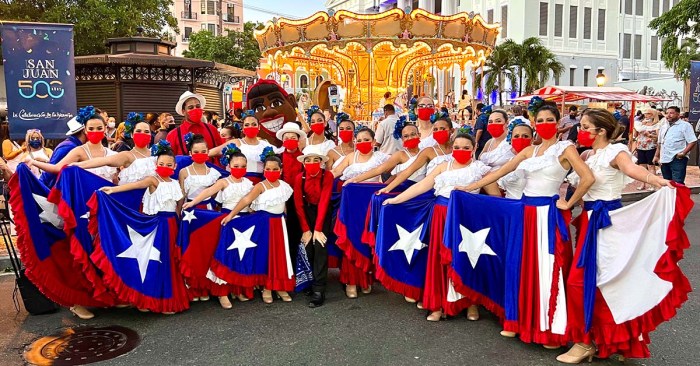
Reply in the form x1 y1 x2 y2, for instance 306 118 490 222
1 196 698 366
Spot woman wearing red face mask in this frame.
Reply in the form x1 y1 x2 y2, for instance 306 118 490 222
276 122 307 267
497 123 534 199
304 106 337 156
221 156 295 304
75 113 156 185
384 134 500 321
178 133 221 213
226 113 284 184
293 146 335 308
344 121 426 185
327 116 355 169
458 104 595 348
182 147 255 309
479 110 516 171
28 106 119 183
99 141 189 314
331 127 390 298
413 96 437 146
377 117 454 195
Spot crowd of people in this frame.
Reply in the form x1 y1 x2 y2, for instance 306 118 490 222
1 81 696 365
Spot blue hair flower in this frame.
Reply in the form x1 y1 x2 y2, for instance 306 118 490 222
240 110 256 120
430 110 450 124
527 97 544 113
353 124 364 137
219 143 241 166
306 105 321 123
76 105 96 125
392 115 408 140
505 119 529 142
335 112 351 125
259 146 276 162
407 101 417 121
458 125 473 136
183 132 194 148
150 139 172 156
123 112 143 138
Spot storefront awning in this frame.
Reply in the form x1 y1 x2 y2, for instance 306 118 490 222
511 86 671 103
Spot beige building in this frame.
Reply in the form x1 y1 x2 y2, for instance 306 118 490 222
170 0 245 56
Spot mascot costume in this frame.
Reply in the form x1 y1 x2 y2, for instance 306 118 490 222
240 79 301 147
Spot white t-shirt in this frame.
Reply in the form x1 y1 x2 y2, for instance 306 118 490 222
374 114 402 155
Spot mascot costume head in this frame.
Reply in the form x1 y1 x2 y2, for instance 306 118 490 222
240 79 299 146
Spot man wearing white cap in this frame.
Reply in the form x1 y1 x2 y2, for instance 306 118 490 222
277 122 308 263
39 116 86 187
166 91 223 157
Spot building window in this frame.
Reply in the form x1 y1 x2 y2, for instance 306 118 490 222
501 6 508 38
662 0 669 12
554 4 563 37
201 0 206 14
569 6 578 38
184 27 192 39
315 75 323 87
300 75 309 89
487 9 494 24
623 33 632 58
539 2 548 36
652 0 659 17
597 9 606 41
635 0 643 15
584 69 590 86
435 0 442 14
554 74 560 85
207 0 216 15
583 7 592 39
569 68 576 86
208 23 216 35
624 0 632 14
634 34 642 59
650 36 659 60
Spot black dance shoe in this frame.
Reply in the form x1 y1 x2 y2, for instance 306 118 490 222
308 292 325 308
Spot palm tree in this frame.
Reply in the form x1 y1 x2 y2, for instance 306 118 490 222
518 37 565 93
474 42 519 106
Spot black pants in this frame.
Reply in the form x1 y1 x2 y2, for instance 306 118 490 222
285 200 301 264
302 204 332 292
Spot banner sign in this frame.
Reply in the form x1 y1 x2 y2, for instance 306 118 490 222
690 61 700 124
1 22 76 139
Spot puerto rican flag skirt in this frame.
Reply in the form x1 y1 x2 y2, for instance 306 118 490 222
565 186 692 359
503 195 572 346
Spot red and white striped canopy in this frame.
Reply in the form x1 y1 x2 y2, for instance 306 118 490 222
511 86 671 103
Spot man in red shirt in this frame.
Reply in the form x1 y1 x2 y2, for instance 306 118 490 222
167 91 223 157
293 146 334 308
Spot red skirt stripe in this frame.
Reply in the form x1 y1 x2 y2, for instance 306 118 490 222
265 217 295 291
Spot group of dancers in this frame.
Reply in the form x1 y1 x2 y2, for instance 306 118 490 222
10 91 692 364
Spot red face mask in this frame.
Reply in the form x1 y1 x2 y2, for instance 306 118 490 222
86 131 104 144
338 130 354 143
417 108 433 121
403 137 420 149
243 127 259 139
155 166 174 178
310 123 325 135
187 108 203 123
132 132 151 148
433 129 450 145
230 167 247 179
536 123 558 140
191 153 209 164
510 137 532 153
305 162 321 176
487 123 505 138
282 139 299 151
356 141 373 154
452 149 472 164
577 129 596 147
264 170 281 182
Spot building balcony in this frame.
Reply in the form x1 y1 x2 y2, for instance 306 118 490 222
224 15 240 23
181 11 197 20
182 35 190 43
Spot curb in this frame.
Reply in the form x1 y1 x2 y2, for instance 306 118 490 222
622 186 700 202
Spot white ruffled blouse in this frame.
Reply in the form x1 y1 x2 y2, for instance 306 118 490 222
250 180 293 214
83 146 118 182
434 160 491 198
518 141 572 198
340 151 390 181
142 179 183 215
568 143 634 201
238 139 285 173
303 139 337 156
216 177 254 211
183 166 221 200
479 139 515 171
118 156 156 185
391 150 426 182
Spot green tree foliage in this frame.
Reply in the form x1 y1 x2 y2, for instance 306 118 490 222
649 0 700 80
0 0 178 56
183 22 262 71
474 42 518 106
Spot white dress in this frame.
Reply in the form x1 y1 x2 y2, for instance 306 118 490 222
83 145 118 181
26 149 51 178
303 138 336 156
238 139 284 173
340 151 390 182
418 135 437 150
479 139 515 171
118 155 156 185
391 150 426 182
250 180 293 214
425 145 452 175
142 177 183 215
498 170 526 199
433 160 491 198
519 141 573 197
568 143 633 202
330 146 350 170
183 165 221 201
216 177 254 211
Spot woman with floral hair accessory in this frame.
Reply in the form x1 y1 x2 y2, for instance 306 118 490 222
303 105 337 156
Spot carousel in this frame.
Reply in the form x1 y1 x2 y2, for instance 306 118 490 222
254 8 500 121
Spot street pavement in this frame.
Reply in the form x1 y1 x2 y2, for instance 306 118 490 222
0 196 698 366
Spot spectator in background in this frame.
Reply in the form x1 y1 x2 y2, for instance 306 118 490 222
323 109 337 135
457 90 472 122
510 105 531 126
111 122 131 152
474 102 490 158
617 107 630 141
654 106 697 184
145 112 159 135
154 113 175 144
211 112 221 128
105 116 117 144
1 133 25 173
558 105 579 140
20 129 53 178
379 91 392 110
375 104 402 155
633 108 660 191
